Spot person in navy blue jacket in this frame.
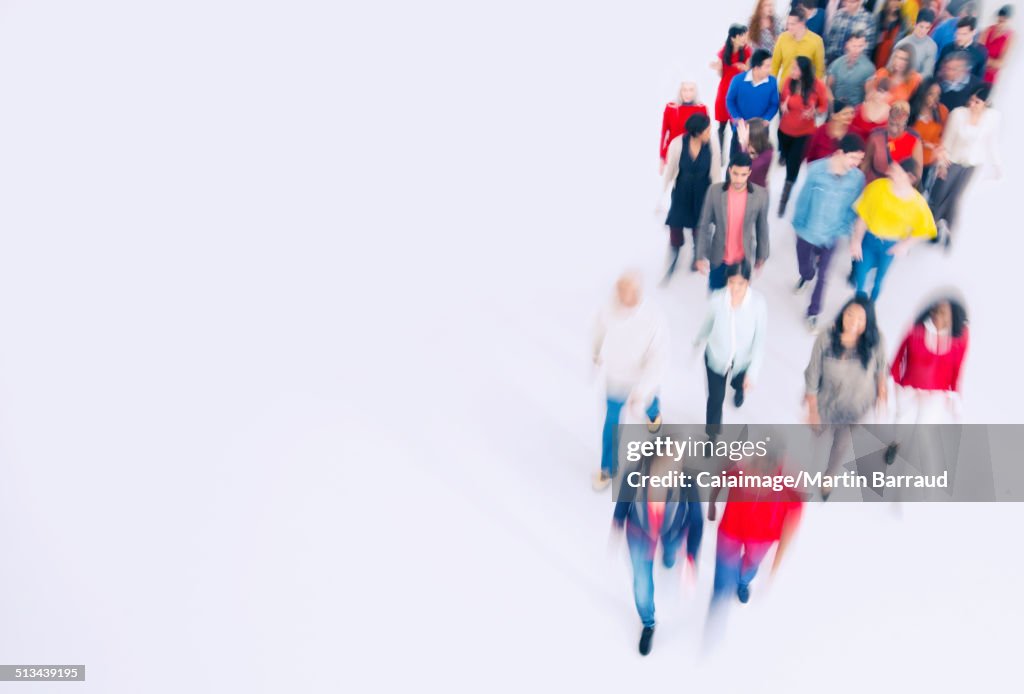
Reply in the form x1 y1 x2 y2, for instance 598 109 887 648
725 48 781 157
612 454 704 656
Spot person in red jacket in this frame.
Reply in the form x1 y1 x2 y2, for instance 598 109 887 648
805 100 856 163
660 82 710 174
890 297 969 424
713 24 753 155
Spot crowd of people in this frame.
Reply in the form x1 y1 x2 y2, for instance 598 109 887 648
596 0 1003 657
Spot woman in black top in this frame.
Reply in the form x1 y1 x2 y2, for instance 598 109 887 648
664 113 713 279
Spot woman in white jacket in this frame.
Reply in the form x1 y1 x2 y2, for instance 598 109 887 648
694 262 767 439
928 83 1001 248
592 273 669 490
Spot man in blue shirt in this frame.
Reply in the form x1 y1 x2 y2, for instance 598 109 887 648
791 134 866 330
725 49 780 157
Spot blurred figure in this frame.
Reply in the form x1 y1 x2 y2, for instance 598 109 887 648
592 273 668 491
663 114 714 281
796 0 826 37
772 8 827 85
932 1 979 55
929 83 1001 248
826 0 878 64
909 78 949 193
850 159 937 302
706 449 803 611
937 15 989 80
777 55 830 216
805 100 856 162
737 117 775 190
713 24 753 154
849 79 892 138
792 134 867 331
749 0 784 53
868 45 923 103
891 297 969 424
895 8 939 76
874 0 909 68
804 296 888 493
827 31 876 107
938 50 982 110
726 49 781 157
612 454 704 656
695 153 771 289
694 261 767 439
660 82 710 175
979 5 1014 85
862 101 923 185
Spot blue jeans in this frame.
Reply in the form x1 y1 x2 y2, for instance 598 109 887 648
626 531 679 627
708 262 740 291
852 232 896 302
602 396 660 477
710 529 774 604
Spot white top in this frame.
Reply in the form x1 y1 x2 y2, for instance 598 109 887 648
942 107 1002 169
593 300 668 402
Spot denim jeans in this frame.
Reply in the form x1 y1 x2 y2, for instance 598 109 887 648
708 261 741 291
626 531 679 627
710 529 774 604
852 231 897 302
796 237 835 317
602 396 660 476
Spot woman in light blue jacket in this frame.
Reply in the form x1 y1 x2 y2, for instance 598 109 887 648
694 261 767 438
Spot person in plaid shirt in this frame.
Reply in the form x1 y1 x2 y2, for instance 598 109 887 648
826 0 878 64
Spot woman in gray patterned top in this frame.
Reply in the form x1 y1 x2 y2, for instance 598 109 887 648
804 296 888 492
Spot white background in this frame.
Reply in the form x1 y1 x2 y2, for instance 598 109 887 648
0 1 1021 691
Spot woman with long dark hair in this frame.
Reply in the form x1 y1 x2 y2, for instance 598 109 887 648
804 296 888 495
663 114 714 280
777 55 829 216
874 0 909 68
909 77 949 193
712 24 752 154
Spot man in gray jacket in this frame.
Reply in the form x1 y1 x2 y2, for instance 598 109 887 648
695 152 771 290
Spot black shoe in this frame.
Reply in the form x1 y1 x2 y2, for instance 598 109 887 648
885 443 899 466
777 181 793 217
733 386 744 408
639 626 655 656
794 277 810 294
805 315 818 332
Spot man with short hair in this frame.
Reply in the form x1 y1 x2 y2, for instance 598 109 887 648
725 49 780 157
695 153 771 290
894 9 939 76
937 15 989 80
938 51 982 110
795 0 826 37
827 31 876 106
772 9 827 84
932 1 977 54
825 0 877 64
792 134 867 330
850 159 938 302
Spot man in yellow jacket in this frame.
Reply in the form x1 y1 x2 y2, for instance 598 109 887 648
771 8 826 87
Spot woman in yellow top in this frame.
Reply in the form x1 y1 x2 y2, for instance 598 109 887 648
850 159 937 301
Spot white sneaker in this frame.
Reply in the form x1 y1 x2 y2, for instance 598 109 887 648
593 471 613 491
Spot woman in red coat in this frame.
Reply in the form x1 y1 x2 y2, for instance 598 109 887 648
712 24 752 155
890 298 969 424
659 82 709 174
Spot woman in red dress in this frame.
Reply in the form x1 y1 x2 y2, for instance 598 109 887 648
659 82 709 174
980 5 1015 85
712 24 751 155
849 79 892 139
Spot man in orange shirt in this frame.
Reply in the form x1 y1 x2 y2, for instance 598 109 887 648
695 153 771 290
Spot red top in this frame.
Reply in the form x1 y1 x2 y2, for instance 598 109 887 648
715 46 753 123
660 102 709 161
891 323 969 392
849 105 888 140
719 465 803 542
805 123 840 162
779 78 829 137
980 26 1013 84
724 186 747 264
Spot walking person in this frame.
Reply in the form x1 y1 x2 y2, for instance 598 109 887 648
929 83 1001 247
663 114 714 281
695 153 772 290
713 24 753 154
725 49 781 157
737 117 775 189
792 135 867 331
895 7 939 76
694 261 767 439
867 45 924 103
659 82 710 175
937 15 990 80
827 31 876 107
938 50 982 110
826 0 879 64
909 77 949 193
874 0 910 68
771 8 827 84
849 80 892 139
861 101 924 185
805 101 856 162
749 0 784 53
979 5 1014 85
777 56 830 216
612 454 704 656
592 273 668 491
850 159 937 302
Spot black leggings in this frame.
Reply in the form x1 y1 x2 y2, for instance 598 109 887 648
778 131 810 183
705 356 747 439
717 122 728 154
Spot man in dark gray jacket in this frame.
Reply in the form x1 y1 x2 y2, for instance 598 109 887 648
695 152 771 290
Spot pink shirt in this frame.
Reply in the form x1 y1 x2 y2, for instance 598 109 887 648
724 186 748 265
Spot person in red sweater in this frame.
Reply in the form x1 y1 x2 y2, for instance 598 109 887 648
861 100 924 185
777 55 829 216
805 100 856 162
890 297 969 424
713 24 753 155
660 82 710 174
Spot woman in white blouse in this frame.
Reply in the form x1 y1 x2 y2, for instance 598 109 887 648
928 83 1002 248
